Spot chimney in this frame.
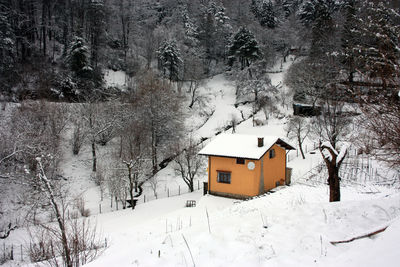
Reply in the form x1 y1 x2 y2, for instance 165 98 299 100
258 137 264 147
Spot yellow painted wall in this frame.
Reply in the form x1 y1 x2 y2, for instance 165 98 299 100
207 144 287 198
209 156 260 198
262 144 286 191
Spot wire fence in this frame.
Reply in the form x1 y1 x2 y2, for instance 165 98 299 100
293 144 400 189
97 180 205 214
137 181 204 205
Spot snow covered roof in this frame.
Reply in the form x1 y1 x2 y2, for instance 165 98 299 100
198 133 295 160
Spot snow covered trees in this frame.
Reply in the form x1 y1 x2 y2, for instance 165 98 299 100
198 1 233 72
136 71 183 174
340 1 400 166
228 27 261 70
0 6 15 74
157 40 182 82
251 0 278 28
350 1 400 87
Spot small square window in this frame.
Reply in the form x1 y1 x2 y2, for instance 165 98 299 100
269 149 275 159
236 158 245 164
217 171 231 184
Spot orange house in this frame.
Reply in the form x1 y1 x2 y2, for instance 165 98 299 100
199 134 295 199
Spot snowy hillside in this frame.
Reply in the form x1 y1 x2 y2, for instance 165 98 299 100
82 187 400 267
2 57 400 267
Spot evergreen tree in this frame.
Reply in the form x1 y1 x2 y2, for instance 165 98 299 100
250 0 278 28
259 1 278 28
282 0 302 17
66 37 91 78
198 1 232 73
299 0 338 58
250 0 259 18
298 0 337 26
157 40 182 82
228 27 261 70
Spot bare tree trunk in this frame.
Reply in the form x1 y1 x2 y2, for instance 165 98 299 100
328 164 340 202
37 161 72 267
298 135 306 159
128 166 135 210
91 142 96 172
151 126 158 175
320 142 346 202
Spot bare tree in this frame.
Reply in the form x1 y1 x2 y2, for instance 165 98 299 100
358 99 400 167
78 101 120 172
29 160 102 266
285 58 338 107
35 157 72 267
174 139 203 192
71 120 86 155
286 116 311 159
106 164 128 210
319 141 348 202
313 89 351 202
135 71 183 175
148 175 159 199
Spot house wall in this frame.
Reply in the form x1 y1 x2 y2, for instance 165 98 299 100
262 144 286 191
208 156 260 198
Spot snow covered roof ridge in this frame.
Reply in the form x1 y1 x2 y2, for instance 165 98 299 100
198 133 295 160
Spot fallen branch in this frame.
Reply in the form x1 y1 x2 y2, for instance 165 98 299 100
330 225 389 245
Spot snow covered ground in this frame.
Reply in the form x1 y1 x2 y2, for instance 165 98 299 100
2 58 400 266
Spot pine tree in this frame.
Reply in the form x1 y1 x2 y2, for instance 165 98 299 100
228 27 261 70
298 0 337 26
66 37 91 78
157 40 182 82
299 0 338 58
282 0 302 17
259 1 278 28
250 0 278 28
198 1 232 73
